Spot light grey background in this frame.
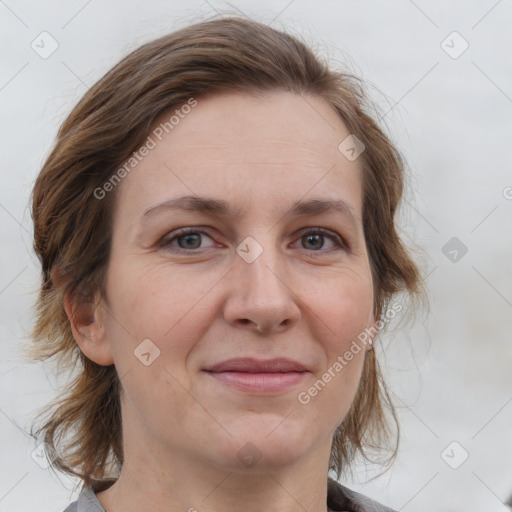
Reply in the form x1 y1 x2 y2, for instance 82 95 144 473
1 1 511 511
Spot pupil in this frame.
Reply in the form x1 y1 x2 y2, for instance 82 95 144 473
305 234 322 249
180 234 200 248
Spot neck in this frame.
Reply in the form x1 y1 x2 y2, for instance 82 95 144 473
96 435 332 512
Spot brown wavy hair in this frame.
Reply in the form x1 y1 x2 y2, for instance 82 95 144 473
26 15 427 492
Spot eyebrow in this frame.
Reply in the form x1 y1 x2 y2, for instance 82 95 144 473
140 195 359 226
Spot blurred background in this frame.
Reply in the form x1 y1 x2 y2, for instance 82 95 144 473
1 1 511 511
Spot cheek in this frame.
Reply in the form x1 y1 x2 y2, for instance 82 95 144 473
309 269 374 346
303 273 372 413
107 258 216 338
300 295 369 427
103 260 225 405
104 262 211 431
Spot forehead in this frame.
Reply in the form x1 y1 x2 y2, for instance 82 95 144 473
158 90 350 160
112 90 364 231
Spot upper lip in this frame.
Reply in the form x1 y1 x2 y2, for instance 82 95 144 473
204 358 308 373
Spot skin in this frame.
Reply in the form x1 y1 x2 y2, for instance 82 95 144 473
65 90 378 512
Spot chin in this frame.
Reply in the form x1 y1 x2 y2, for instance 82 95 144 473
205 417 316 472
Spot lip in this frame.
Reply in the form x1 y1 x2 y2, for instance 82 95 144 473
203 358 309 393
204 357 308 373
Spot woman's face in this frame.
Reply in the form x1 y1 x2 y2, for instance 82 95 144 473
92 90 376 473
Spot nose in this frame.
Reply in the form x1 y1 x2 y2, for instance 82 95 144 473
223 241 301 335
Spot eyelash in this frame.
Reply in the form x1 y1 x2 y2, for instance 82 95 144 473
159 227 349 255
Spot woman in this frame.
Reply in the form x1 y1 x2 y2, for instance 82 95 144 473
28 16 426 512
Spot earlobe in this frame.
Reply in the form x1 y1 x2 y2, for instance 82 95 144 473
62 288 115 366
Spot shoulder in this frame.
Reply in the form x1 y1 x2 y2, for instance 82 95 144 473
61 486 106 512
327 477 397 512
62 478 393 512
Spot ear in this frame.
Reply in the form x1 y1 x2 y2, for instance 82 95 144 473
61 282 115 366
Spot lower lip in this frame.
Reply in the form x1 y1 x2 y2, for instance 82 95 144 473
205 371 307 393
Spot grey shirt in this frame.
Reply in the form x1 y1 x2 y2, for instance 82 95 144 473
62 477 397 512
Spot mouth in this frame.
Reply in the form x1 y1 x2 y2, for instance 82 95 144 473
203 358 309 393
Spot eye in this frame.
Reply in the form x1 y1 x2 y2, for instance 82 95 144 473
293 228 348 253
160 228 216 252
159 227 348 254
